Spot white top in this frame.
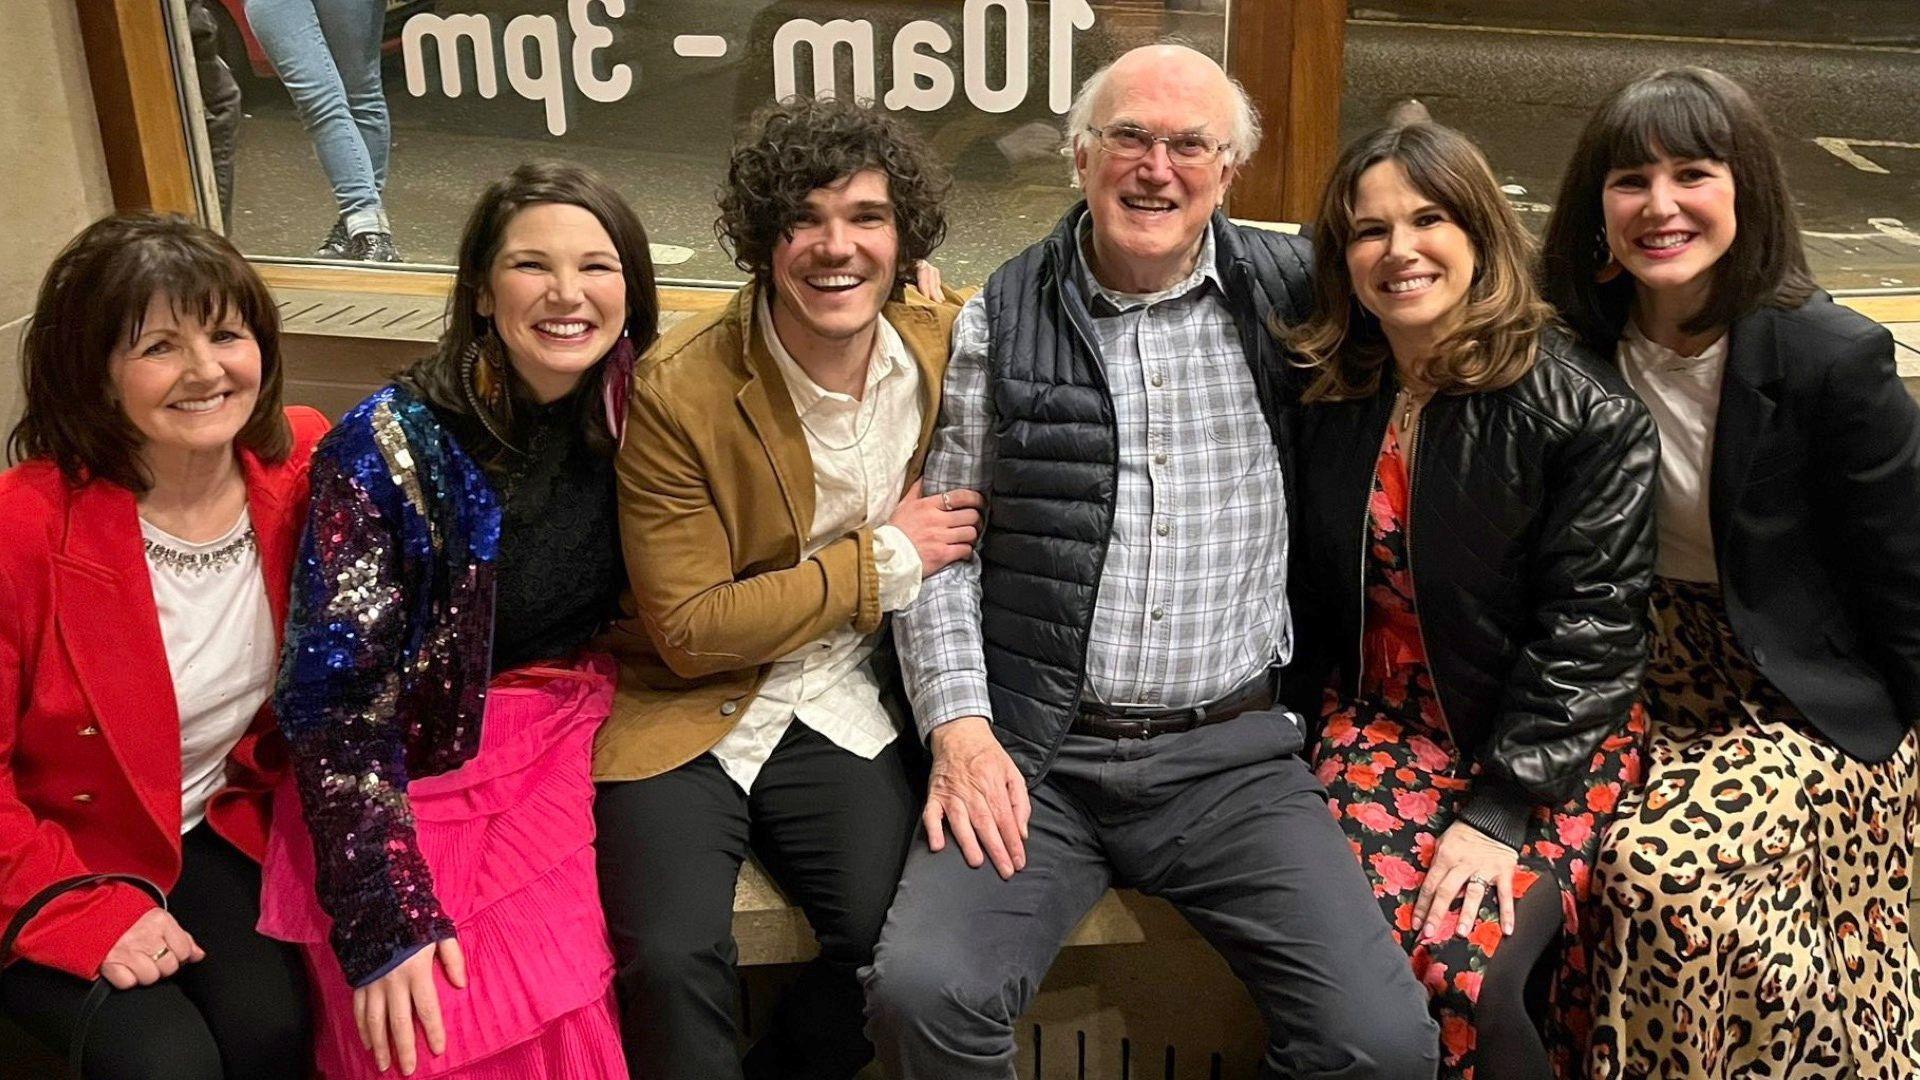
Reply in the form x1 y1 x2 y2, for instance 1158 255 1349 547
707 297 926 792
1618 320 1729 583
140 510 277 833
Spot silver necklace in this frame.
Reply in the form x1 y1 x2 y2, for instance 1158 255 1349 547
143 527 257 576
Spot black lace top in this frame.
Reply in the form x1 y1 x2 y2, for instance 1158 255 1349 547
432 393 625 673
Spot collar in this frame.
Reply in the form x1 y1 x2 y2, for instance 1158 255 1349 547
1621 315 1729 376
1075 216 1222 314
755 289 906 416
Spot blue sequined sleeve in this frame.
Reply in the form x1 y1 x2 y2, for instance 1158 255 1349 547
276 417 456 987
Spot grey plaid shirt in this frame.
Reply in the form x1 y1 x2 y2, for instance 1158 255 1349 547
897 223 1291 739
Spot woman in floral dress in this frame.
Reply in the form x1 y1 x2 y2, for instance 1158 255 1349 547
1284 121 1658 1079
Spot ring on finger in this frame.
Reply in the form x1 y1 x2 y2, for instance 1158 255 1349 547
151 945 170 962
1467 873 1491 887
940 491 953 512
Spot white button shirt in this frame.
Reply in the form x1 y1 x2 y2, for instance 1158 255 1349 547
708 296 926 791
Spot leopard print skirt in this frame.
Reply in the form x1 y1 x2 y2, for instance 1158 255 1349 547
1586 577 1920 1079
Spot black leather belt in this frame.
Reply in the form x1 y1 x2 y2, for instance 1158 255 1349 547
1069 667 1279 740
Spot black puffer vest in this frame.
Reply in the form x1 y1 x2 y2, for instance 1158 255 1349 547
978 204 1313 781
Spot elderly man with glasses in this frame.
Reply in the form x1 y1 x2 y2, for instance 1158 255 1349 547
861 43 1440 1080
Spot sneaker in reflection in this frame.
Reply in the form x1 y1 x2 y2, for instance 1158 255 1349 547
346 231 402 263
315 219 350 258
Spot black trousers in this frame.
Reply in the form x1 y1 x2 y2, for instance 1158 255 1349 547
0 824 311 1080
595 722 919 1080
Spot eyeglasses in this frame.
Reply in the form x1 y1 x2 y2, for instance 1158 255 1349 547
1086 125 1232 167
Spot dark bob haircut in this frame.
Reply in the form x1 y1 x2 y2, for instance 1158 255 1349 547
400 160 659 465
716 96 949 285
7 213 289 492
1541 66 1815 352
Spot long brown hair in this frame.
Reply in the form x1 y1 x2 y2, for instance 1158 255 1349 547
1540 66 1815 353
400 161 659 467
7 213 289 491
1289 123 1554 402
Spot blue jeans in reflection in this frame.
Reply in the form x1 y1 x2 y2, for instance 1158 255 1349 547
243 0 389 236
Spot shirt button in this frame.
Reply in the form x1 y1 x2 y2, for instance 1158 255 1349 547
1749 646 1767 667
720 701 738 716
72 793 94 804
1155 522 1170 537
1151 607 1165 621
1150 372 1164 387
1153 452 1168 465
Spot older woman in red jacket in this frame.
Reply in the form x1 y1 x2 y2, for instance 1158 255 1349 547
0 214 324 1079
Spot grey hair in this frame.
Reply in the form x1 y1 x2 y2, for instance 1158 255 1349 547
1062 42 1263 186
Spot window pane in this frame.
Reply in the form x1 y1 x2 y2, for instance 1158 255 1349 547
1343 2 1920 290
193 0 1229 281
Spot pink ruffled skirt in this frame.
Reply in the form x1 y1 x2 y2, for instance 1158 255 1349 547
259 656 627 1079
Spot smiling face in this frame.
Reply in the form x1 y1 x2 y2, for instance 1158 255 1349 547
111 293 262 466
1075 47 1239 293
767 167 900 358
1602 151 1736 311
1345 159 1476 363
478 202 628 404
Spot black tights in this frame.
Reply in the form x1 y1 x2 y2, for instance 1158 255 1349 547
0 824 311 1080
1473 883 1564 1080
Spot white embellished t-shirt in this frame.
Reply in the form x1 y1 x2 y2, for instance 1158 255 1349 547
140 510 277 833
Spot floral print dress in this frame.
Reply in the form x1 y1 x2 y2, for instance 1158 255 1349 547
1313 422 1648 1079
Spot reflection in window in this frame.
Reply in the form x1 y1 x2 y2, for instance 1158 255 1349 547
192 0 1229 282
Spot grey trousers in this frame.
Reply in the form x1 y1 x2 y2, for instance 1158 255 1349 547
862 710 1439 1079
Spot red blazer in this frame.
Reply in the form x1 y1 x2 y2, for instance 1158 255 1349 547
0 407 328 978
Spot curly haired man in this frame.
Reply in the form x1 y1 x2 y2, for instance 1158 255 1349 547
592 96 982 1080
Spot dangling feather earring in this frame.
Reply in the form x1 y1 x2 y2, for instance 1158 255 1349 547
601 329 637 445
463 320 520 452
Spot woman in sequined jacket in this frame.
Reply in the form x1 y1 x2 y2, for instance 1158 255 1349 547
263 162 659 1079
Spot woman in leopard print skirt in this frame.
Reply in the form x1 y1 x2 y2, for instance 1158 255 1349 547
1542 67 1920 1079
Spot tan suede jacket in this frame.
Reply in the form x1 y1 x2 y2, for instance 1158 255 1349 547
593 281 959 780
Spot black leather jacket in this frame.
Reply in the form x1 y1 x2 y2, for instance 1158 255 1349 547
1284 329 1659 847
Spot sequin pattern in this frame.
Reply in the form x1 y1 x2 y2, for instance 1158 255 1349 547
276 384 499 985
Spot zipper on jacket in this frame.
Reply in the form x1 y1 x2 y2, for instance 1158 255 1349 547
1351 442 1383 707
1399 411 1459 754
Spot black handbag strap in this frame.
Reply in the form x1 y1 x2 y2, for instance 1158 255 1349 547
1 873 168 1078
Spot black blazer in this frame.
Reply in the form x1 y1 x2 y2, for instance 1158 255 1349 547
1711 293 1920 761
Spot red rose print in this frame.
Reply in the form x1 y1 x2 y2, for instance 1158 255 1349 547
1363 718 1401 745
1409 736 1454 773
1345 763 1383 791
1587 784 1618 814
1469 917 1505 953
1346 801 1399 834
1371 852 1424 894
1394 788 1442 825
1440 1014 1475 1062
1557 815 1593 848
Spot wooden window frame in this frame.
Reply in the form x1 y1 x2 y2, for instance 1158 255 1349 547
80 0 1344 291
